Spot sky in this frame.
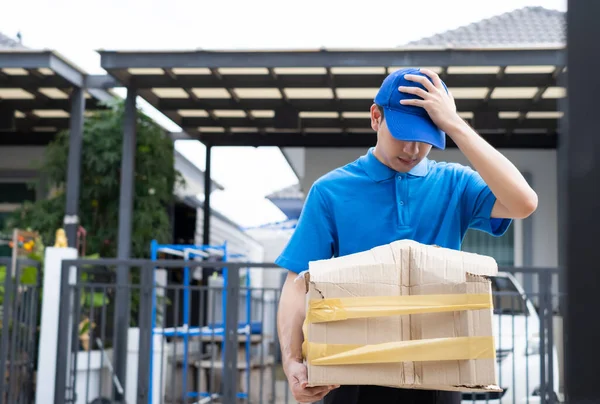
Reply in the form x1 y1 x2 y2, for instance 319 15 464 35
0 0 567 227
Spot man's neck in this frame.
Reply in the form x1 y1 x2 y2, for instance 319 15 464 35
372 145 390 169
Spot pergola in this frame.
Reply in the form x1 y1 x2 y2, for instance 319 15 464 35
98 47 564 149
0 50 113 144
0 49 113 246
96 46 566 247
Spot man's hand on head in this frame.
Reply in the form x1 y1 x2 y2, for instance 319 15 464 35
397 69 466 135
397 70 538 219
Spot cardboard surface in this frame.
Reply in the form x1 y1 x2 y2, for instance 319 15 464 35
303 240 501 392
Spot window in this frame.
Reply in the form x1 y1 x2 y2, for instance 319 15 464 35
0 182 36 204
462 225 515 266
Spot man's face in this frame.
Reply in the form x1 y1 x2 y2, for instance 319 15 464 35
370 104 432 173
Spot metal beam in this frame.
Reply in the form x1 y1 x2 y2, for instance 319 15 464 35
136 89 184 127
48 52 85 87
87 88 115 104
0 98 103 111
202 145 212 246
64 87 85 248
85 74 121 89
159 98 560 112
195 132 557 148
564 1 600 403
0 51 82 88
0 132 57 145
0 51 104 90
99 48 565 69
15 117 70 128
182 116 560 131
113 86 137 401
0 75 70 88
0 50 53 69
128 72 558 89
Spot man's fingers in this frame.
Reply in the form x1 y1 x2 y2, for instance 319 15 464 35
400 99 427 107
314 390 333 401
419 68 444 90
404 73 436 93
398 85 429 100
302 385 331 395
294 388 331 403
294 384 338 401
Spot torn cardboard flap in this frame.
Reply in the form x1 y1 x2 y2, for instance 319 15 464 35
304 240 500 393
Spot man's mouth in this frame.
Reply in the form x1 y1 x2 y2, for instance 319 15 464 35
397 157 416 165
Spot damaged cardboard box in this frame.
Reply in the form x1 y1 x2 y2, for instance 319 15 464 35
301 239 501 393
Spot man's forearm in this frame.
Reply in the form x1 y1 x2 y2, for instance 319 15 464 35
277 272 307 366
446 119 538 218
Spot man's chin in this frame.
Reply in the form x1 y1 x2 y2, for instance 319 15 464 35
393 157 418 172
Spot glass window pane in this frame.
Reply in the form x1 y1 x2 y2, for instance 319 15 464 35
0 183 36 204
462 226 515 266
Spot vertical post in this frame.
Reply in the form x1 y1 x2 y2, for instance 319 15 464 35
38 248 77 404
52 252 78 404
522 172 534 295
556 52 569 404
538 271 549 404
565 1 600 403
137 263 153 404
546 271 555 403
203 144 212 246
148 240 158 404
64 87 85 247
223 264 240 403
113 87 137 401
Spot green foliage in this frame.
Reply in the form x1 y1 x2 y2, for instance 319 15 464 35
0 266 39 305
5 100 182 259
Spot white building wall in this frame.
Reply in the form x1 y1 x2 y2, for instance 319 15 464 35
303 147 558 267
245 226 295 289
281 147 306 182
0 146 45 170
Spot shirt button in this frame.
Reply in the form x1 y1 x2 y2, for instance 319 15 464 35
400 201 404 205
397 176 402 180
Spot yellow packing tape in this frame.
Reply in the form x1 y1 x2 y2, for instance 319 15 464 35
307 293 492 323
306 336 495 366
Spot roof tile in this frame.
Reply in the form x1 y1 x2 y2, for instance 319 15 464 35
405 7 565 48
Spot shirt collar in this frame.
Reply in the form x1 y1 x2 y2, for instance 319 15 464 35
359 147 429 182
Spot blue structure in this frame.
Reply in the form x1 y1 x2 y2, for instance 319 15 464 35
149 240 260 402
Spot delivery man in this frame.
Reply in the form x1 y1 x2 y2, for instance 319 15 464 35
275 68 538 404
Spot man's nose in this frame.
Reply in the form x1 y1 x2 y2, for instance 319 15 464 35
403 142 419 157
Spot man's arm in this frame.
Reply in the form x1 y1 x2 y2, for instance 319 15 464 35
400 69 538 219
273 183 338 402
277 271 337 403
277 271 306 368
443 121 538 219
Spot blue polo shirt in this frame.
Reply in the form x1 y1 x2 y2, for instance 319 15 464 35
275 147 511 273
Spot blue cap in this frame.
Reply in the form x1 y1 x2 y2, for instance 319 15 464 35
374 68 447 150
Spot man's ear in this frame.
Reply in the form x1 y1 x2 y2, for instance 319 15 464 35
370 104 382 132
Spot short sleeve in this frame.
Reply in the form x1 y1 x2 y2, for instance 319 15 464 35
274 184 335 273
461 167 512 236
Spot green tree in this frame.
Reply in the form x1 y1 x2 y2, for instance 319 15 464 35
6 100 182 258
